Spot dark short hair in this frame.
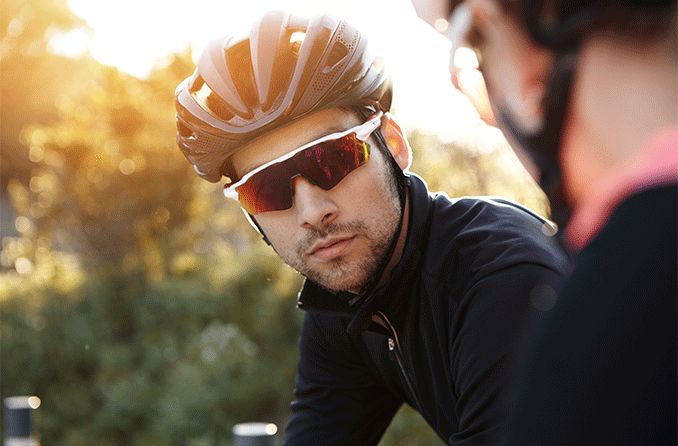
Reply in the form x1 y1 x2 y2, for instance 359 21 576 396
496 0 675 45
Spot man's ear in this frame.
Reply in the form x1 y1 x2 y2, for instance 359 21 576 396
380 113 412 171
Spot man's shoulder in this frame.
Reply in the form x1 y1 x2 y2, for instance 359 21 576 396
430 193 551 230
422 193 570 279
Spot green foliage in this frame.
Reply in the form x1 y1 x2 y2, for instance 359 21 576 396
380 405 446 445
1 262 302 445
6 60 199 273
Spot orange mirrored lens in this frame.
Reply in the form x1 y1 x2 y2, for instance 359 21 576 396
235 134 370 214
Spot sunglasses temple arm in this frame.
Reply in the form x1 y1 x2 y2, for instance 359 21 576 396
356 111 383 140
223 187 239 200
243 209 271 246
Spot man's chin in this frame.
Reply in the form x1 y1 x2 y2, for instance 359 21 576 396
310 275 365 295
304 266 371 295
289 252 381 294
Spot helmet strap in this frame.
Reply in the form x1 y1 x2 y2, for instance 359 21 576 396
496 48 578 230
246 212 272 246
346 124 410 320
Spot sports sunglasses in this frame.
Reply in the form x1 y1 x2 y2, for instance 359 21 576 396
224 112 383 215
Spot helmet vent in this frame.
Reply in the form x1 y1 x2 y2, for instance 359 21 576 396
335 22 358 52
288 28 306 57
226 40 257 113
306 22 360 99
324 44 348 73
289 31 306 45
177 121 196 140
189 75 235 121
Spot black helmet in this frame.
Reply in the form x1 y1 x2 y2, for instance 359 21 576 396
175 11 393 182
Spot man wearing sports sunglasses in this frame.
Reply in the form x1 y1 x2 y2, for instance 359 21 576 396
175 11 569 445
225 109 406 294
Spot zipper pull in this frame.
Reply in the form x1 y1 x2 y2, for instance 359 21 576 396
387 337 395 361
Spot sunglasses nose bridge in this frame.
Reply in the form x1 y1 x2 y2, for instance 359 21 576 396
289 171 330 193
289 173 323 200
290 175 339 227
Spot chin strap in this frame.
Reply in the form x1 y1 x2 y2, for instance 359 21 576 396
513 0 612 229
496 48 578 230
346 149 410 335
245 212 271 245
346 201 407 335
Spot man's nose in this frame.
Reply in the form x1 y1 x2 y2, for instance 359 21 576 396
291 176 339 229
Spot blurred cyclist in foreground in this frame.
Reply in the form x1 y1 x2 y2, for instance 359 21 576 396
422 0 677 443
174 11 569 445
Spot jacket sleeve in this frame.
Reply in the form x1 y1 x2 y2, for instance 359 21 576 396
447 263 564 446
283 312 402 446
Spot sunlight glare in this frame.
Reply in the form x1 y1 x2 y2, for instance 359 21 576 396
66 0 477 136
47 28 90 58
289 31 306 44
28 396 42 409
453 47 479 71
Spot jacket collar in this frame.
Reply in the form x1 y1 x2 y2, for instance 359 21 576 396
565 127 678 252
296 174 432 324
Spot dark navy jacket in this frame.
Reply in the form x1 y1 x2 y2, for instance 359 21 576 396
504 185 677 445
283 174 571 445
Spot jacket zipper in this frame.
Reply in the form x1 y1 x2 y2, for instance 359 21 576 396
374 311 424 411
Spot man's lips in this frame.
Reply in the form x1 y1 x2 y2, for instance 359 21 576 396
306 235 356 261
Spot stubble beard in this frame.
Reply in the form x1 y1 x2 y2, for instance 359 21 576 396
286 170 402 294
290 220 391 293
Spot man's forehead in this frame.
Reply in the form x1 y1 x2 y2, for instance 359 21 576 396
233 108 362 176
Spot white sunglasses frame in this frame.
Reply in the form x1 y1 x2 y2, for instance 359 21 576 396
223 111 383 202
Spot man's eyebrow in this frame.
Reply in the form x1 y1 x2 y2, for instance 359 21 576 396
324 125 349 134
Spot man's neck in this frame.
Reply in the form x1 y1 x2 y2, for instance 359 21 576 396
564 36 677 207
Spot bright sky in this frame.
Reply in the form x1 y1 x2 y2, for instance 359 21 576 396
56 0 480 137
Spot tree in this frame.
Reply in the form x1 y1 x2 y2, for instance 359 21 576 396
0 0 90 190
